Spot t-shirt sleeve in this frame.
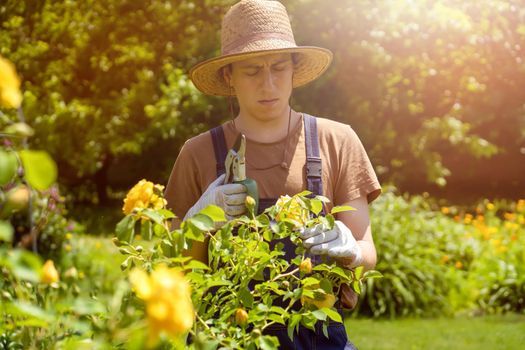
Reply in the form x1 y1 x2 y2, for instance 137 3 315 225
164 140 202 221
333 125 381 205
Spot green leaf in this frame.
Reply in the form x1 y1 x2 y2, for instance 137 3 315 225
7 249 43 283
140 219 153 240
0 150 18 186
321 307 343 323
140 208 165 226
200 205 226 223
0 220 14 242
354 266 364 280
315 195 331 203
319 278 333 293
116 216 135 243
19 150 57 190
330 205 356 214
301 277 320 287
258 335 280 350
3 122 34 137
296 190 312 197
330 266 350 281
183 221 205 242
363 270 383 279
352 280 361 294
287 314 301 339
312 309 327 321
267 313 285 325
239 287 254 308
71 298 106 315
189 214 214 231
183 259 210 271
157 208 176 219
7 301 54 324
310 199 323 215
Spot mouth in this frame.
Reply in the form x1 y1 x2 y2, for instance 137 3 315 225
258 98 279 106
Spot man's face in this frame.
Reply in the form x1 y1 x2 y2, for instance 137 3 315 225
225 53 294 122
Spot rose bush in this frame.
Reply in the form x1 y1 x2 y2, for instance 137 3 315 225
115 183 381 349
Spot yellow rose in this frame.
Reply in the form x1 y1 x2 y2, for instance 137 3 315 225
41 260 59 284
0 56 22 109
129 265 194 345
275 195 309 228
122 180 167 215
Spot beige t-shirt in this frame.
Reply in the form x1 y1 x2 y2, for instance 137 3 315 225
165 115 381 220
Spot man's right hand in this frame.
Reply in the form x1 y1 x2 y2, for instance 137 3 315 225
183 174 247 224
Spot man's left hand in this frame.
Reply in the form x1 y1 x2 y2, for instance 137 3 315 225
299 220 363 268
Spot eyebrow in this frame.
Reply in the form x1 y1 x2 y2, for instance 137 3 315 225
239 58 291 69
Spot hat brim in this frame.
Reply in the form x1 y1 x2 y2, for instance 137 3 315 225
190 46 333 96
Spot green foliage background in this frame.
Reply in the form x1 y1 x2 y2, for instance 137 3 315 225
1 0 524 204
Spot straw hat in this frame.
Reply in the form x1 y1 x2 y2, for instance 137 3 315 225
190 0 333 96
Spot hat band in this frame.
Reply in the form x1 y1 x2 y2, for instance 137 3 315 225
222 32 297 55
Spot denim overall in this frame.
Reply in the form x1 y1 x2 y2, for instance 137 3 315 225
210 114 358 350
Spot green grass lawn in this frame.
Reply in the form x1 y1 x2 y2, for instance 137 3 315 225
344 314 525 350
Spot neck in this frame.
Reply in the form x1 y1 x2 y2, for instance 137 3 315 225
234 107 299 143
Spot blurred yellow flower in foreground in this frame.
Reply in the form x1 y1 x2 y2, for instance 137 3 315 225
0 56 22 109
440 207 450 214
123 180 167 215
41 260 59 284
275 195 310 228
130 265 194 346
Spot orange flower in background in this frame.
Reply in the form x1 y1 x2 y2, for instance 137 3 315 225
504 212 515 221
275 195 310 228
123 180 167 215
0 56 22 109
130 265 194 346
440 255 450 264
455 261 463 269
464 214 473 225
441 207 450 214
41 260 59 284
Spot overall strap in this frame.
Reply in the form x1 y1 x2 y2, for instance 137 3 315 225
210 125 228 177
303 114 323 197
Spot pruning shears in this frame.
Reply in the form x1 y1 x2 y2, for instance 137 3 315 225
224 133 259 214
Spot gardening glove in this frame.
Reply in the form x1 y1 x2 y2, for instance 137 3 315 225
183 174 247 224
300 220 363 268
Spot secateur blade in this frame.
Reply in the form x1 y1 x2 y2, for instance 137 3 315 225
224 133 247 184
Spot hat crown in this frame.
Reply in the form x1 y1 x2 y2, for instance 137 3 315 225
221 0 296 55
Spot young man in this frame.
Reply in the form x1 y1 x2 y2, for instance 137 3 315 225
165 1 381 348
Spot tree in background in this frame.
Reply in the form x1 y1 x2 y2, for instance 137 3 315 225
0 0 233 204
286 0 524 199
1 0 524 205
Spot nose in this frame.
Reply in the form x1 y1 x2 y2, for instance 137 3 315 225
261 68 276 90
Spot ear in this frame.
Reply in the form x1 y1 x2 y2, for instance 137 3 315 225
222 65 233 87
